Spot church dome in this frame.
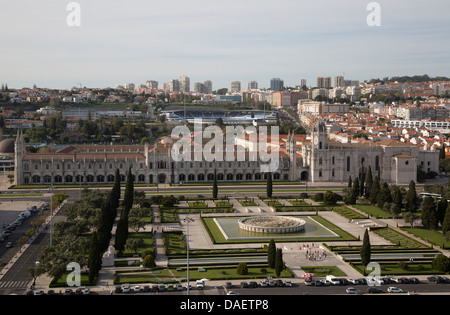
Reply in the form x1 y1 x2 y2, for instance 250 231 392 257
0 138 15 154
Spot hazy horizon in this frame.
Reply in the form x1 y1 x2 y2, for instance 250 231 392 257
1 0 449 90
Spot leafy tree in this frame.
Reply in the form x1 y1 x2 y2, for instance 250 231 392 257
323 191 339 205
432 255 450 272
143 254 156 268
237 262 248 275
403 212 418 228
125 238 145 254
360 229 371 267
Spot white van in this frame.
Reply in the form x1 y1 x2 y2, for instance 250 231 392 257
326 275 341 285
196 280 204 290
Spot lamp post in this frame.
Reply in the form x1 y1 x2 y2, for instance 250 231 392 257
48 184 54 247
182 214 194 295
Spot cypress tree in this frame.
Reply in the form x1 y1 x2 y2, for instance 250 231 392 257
365 166 373 199
405 180 418 213
348 176 352 188
442 205 450 234
122 166 134 218
88 232 102 284
377 182 392 209
267 239 276 269
421 196 438 229
360 229 371 267
114 218 128 253
369 176 380 205
436 198 448 226
275 248 284 277
359 169 365 197
212 169 218 199
266 172 273 198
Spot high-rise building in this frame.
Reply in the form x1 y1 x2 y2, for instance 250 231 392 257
145 80 159 89
270 78 284 92
334 76 345 88
179 76 190 93
193 82 204 93
317 77 331 88
248 81 258 90
203 80 212 94
300 79 307 88
231 81 241 93
168 79 180 92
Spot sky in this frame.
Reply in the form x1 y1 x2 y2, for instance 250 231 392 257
1 0 450 90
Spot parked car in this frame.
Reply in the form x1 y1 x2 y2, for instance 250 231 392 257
320 280 331 286
409 278 420 284
241 281 249 288
115 286 122 293
259 280 268 287
134 285 141 292
338 278 349 285
346 287 361 294
285 280 293 287
249 281 258 288
122 285 131 293
305 279 313 286
176 283 183 291
225 282 233 289
83 288 91 295
387 287 403 293
152 284 159 292
275 280 284 287
34 290 45 295
64 289 73 295
367 287 383 294
227 291 239 295
5 242 12 248
427 276 444 283
159 284 166 292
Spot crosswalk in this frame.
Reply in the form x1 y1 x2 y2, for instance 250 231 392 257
0 280 30 289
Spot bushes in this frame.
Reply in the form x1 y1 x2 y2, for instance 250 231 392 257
432 254 450 272
237 262 248 275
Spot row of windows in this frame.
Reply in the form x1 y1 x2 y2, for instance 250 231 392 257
22 160 271 171
23 161 164 171
24 172 289 184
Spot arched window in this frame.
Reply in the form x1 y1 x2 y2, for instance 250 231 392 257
179 174 186 182
347 157 351 172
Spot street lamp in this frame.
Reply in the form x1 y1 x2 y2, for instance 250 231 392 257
181 214 194 295
48 184 54 247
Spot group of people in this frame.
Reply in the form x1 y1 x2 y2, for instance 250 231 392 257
299 243 327 261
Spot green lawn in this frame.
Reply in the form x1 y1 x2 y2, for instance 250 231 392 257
334 206 368 220
120 232 155 257
372 227 429 249
401 227 450 249
353 204 391 218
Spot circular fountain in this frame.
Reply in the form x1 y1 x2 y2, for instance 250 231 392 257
238 216 306 234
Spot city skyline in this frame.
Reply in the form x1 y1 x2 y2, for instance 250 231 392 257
1 0 449 90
